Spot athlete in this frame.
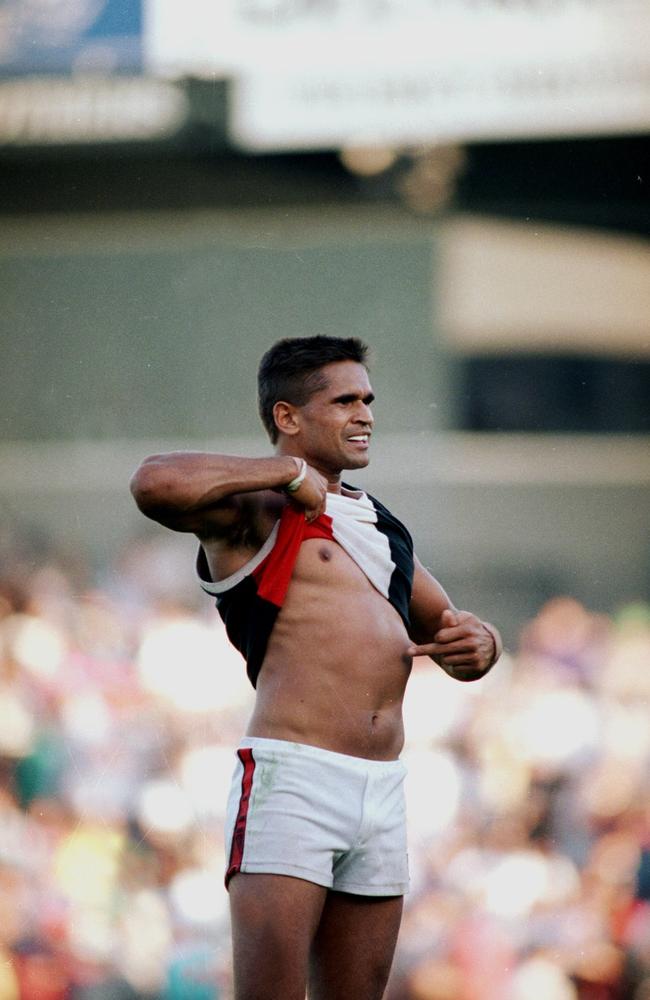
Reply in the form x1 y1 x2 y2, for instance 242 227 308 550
129 336 502 1000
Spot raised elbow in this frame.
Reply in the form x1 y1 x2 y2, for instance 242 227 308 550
129 455 176 515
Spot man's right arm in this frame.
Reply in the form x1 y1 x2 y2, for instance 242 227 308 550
129 451 327 537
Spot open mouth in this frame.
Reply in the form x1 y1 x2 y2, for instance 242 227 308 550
347 435 370 446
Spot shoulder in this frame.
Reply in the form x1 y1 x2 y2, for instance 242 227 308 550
197 488 284 545
360 489 414 548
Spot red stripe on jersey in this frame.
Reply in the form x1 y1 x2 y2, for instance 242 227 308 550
253 505 333 607
225 748 256 888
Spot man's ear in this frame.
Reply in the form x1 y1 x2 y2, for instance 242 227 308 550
273 401 301 437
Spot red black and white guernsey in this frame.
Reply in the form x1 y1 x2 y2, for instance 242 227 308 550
197 487 414 688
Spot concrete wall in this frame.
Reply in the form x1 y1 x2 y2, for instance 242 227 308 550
0 206 454 441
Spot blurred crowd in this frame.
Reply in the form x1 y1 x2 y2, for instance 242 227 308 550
0 529 649 1000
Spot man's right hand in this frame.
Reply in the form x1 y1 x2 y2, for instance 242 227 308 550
288 464 329 522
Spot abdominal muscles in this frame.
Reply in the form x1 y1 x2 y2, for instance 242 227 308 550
248 539 413 759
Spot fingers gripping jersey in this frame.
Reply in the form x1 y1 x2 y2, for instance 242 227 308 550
197 488 414 688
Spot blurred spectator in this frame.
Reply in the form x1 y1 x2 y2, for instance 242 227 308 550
0 529 649 999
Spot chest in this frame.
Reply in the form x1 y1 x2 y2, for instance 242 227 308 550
292 536 374 587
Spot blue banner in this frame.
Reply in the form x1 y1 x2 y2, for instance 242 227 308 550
0 0 142 76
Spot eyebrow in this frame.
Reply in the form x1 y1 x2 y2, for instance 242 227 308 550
332 392 375 404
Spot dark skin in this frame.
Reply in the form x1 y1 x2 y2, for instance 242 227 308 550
130 359 501 1000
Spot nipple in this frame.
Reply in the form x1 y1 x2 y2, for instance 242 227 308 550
318 546 332 562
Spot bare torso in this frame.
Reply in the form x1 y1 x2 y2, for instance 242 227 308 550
203 495 412 761
126 313 502 1000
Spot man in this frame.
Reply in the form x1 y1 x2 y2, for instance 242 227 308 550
130 335 501 1000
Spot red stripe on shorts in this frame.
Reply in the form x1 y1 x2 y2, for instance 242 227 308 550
225 748 256 888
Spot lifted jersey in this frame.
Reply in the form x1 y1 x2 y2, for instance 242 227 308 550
197 488 414 688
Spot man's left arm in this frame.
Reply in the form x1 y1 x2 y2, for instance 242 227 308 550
407 555 502 682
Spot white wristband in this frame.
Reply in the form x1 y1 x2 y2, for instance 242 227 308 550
284 458 307 493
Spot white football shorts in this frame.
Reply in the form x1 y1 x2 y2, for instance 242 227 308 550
224 737 409 896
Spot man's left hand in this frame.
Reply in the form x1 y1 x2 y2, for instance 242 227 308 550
407 609 499 682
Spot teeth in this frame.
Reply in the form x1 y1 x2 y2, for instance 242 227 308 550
349 436 368 442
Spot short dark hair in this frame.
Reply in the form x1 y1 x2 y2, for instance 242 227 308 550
258 335 369 443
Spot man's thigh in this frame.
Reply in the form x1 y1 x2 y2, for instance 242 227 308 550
229 872 327 1000
309 890 404 1000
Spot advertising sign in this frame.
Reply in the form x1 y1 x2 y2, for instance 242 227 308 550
142 0 650 149
226 1 650 148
